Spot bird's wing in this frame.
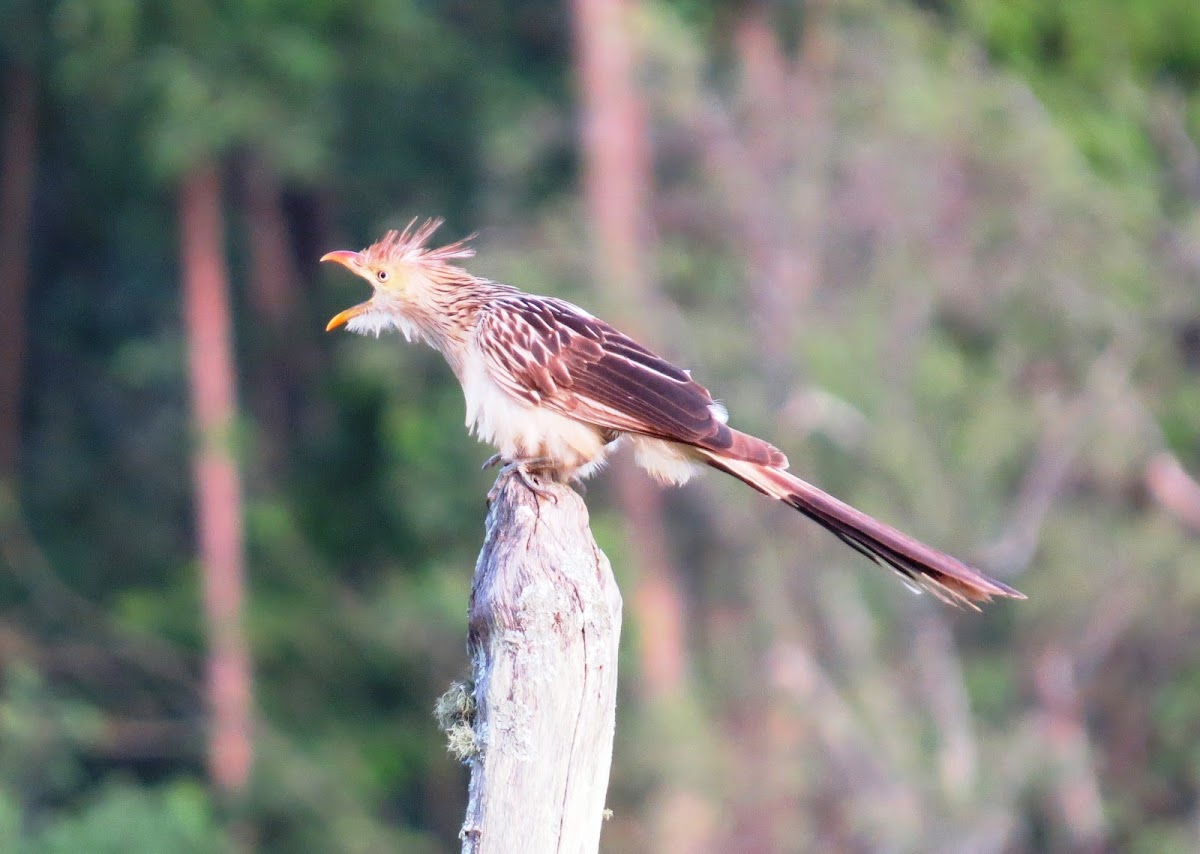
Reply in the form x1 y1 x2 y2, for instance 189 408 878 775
476 296 775 462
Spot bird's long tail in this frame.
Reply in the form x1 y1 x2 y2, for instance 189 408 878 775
700 452 1024 609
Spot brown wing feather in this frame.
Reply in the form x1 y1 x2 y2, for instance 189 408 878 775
477 296 784 466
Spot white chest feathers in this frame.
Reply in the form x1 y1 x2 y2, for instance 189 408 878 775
457 348 608 471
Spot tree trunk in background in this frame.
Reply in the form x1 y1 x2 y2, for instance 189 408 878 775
244 154 299 483
180 163 253 795
571 0 687 704
0 65 38 481
573 0 646 299
573 1 720 849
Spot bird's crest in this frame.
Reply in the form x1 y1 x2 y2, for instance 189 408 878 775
364 218 476 269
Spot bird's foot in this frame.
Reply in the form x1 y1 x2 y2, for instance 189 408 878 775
510 459 560 505
481 453 504 471
488 458 560 506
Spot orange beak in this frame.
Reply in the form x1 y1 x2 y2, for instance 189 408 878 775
325 303 371 332
321 250 371 331
320 249 364 269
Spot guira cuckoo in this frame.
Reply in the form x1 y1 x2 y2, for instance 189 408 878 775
322 219 1023 609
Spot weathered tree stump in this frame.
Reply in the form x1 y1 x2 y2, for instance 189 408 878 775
439 469 623 854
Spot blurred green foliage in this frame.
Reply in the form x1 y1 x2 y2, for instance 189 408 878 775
1 0 1199 851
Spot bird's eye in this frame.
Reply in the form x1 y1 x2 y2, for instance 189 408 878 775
376 270 389 283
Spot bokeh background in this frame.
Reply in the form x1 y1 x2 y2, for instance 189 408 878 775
2 0 1200 851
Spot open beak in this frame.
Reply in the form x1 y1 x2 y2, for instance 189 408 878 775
325 303 371 331
321 250 371 331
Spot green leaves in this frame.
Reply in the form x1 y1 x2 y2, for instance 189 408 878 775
28 782 224 854
52 0 355 179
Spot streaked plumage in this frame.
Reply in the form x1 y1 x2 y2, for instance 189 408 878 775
322 219 1024 609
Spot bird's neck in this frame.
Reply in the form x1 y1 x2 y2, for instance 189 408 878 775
403 272 516 376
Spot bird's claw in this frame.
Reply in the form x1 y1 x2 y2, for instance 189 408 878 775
485 459 558 505
509 462 559 505
484 455 561 507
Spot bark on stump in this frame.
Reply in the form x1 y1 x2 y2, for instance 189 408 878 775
447 469 623 854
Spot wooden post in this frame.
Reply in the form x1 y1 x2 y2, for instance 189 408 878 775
441 469 623 854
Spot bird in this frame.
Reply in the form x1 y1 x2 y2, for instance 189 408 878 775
321 218 1024 609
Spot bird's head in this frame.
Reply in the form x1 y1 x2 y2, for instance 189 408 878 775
321 218 475 336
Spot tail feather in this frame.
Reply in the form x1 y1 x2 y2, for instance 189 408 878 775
702 454 1024 610
718 427 790 468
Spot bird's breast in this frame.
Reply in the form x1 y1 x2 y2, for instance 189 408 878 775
458 348 608 475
